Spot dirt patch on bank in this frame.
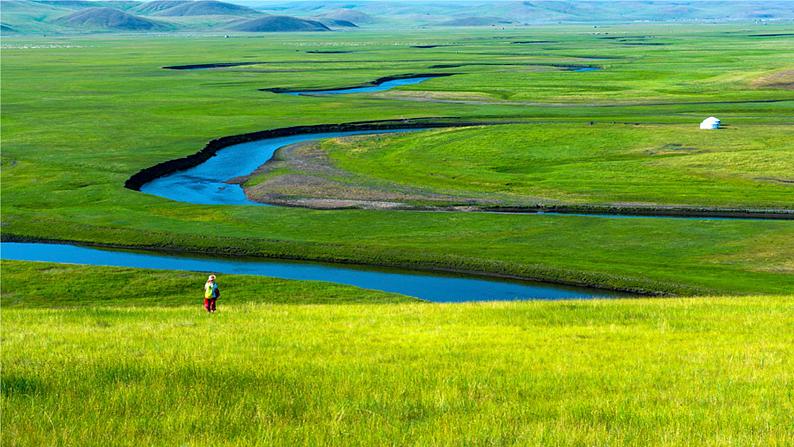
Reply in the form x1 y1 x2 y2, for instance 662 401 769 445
237 139 498 210
752 69 794 90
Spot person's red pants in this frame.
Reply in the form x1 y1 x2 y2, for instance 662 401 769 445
204 298 216 312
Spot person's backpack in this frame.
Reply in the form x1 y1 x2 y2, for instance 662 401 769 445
213 285 220 299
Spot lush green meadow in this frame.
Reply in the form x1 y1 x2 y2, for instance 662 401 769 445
3 261 793 446
250 123 794 210
3 16 794 447
0 260 414 307
2 26 793 295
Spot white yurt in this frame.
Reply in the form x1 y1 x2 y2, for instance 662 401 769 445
700 117 721 130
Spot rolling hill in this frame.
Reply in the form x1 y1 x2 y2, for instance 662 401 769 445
320 19 358 28
130 0 191 15
4 1 794 34
55 7 171 31
228 15 330 32
0 0 75 33
315 9 375 25
252 1 794 26
32 1 140 10
438 16 512 26
152 0 259 17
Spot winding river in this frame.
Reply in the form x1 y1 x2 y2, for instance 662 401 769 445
10 123 786 301
1 242 622 302
279 76 441 96
5 70 785 302
140 129 417 205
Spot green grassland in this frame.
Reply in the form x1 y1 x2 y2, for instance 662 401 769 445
2 26 793 297
2 261 793 446
250 123 794 210
3 22 794 447
0 260 414 307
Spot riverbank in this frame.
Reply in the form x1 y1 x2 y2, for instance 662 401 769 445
124 119 495 191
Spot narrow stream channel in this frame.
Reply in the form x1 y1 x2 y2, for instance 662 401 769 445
1 242 623 302
282 76 439 96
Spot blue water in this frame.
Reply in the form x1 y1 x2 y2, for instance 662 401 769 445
572 67 600 72
141 129 415 205
284 77 436 96
0 242 622 302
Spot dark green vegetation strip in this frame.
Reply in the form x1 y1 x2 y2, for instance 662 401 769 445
2 26 793 296
162 61 265 70
0 260 415 308
3 293 793 445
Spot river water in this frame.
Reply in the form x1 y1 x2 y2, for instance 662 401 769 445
283 76 438 95
1 242 623 302
141 129 415 205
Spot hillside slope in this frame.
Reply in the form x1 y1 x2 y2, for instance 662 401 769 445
320 19 358 28
153 0 259 17
130 0 190 15
55 7 171 31
438 16 512 26
254 0 794 25
228 15 330 32
316 9 375 25
0 0 74 33
32 1 140 10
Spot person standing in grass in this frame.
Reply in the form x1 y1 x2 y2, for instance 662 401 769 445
204 274 220 313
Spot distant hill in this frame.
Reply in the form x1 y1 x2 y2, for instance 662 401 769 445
438 17 512 27
1 0 73 33
228 15 330 32
315 9 375 25
5 0 794 34
131 1 191 15
55 7 171 31
33 1 140 10
321 19 358 28
252 1 794 26
153 1 259 17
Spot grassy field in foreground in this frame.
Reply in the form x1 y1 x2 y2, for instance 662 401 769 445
1 26 793 296
2 262 793 446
